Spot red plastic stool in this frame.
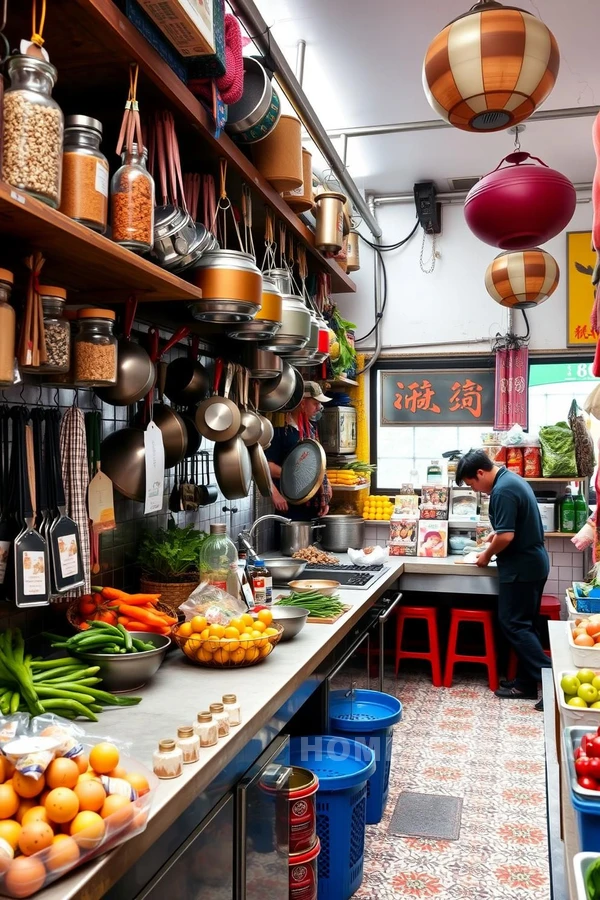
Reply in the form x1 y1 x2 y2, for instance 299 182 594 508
443 608 499 690
395 606 442 687
506 594 561 680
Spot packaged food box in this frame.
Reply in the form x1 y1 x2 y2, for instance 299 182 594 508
393 493 419 517
388 541 417 557
389 518 418 545
136 0 216 57
417 520 448 558
419 486 448 520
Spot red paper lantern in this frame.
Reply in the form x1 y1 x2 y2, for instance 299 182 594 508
464 152 576 249
485 249 559 308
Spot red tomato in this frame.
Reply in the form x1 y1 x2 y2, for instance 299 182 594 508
576 757 593 777
582 733 598 753
587 737 600 758
575 747 586 760
578 776 600 791
78 596 97 617
588 758 600 778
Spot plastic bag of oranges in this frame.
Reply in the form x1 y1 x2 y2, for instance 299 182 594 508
179 582 247 627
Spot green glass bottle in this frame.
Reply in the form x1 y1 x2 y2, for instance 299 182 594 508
574 483 588 532
560 488 575 534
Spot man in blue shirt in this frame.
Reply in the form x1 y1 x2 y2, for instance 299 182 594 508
456 449 550 710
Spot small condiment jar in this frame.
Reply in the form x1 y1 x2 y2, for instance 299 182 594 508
37 285 70 373
153 739 183 780
73 307 118 385
209 703 230 738
176 726 200 764
194 712 218 748
222 694 241 727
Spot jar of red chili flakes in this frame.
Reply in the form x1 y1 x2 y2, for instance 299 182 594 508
523 445 542 478
110 143 154 253
506 446 524 476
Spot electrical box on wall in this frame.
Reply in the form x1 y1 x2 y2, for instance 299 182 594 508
414 181 442 234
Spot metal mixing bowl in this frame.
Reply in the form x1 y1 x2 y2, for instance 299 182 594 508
72 632 170 693
262 557 307 583
270 606 310 641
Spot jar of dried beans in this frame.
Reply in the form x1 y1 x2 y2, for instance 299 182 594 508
73 308 117 385
60 115 109 233
110 144 154 253
2 56 64 208
37 285 70 373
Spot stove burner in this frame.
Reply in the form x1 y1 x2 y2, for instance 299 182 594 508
303 563 385 572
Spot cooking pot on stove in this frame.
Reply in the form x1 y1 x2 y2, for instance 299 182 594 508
280 521 325 557
319 515 365 552
464 152 576 250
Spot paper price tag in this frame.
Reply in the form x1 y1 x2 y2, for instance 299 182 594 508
144 422 165 515
88 471 116 532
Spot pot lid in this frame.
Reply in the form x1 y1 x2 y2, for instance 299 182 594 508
280 439 325 505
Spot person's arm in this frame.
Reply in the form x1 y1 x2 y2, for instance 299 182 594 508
572 511 596 551
265 430 288 511
268 461 282 478
477 532 513 566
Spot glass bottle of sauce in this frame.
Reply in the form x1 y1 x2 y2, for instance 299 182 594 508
250 558 273 607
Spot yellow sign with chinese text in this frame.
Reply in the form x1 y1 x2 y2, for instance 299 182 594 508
567 231 597 346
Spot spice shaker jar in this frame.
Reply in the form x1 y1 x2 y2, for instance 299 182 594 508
194 712 218 748
222 694 241 727
73 308 118 386
110 144 154 253
35 285 70 373
176 726 200 764
60 115 109 233
0 270 16 386
2 56 64 208
209 703 230 738
153 739 183 780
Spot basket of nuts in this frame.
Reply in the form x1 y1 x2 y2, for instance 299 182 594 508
171 610 284 668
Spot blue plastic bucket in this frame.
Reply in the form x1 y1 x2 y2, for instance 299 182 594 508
290 735 376 900
329 689 402 824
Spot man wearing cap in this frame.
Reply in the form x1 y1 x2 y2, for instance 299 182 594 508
265 382 333 520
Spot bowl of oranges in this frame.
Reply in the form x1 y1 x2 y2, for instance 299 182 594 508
171 609 284 668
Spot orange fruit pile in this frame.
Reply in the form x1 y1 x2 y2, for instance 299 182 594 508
175 609 279 666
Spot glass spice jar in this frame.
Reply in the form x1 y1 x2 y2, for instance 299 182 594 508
0 270 16 386
110 144 154 253
2 56 64 208
209 703 230 738
222 694 241 727
194 712 218 748
36 285 70 373
176 726 200 764
73 308 117 386
60 115 109 233
153 739 183 780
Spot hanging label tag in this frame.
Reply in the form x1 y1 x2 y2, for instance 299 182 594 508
144 422 165 515
58 534 79 578
88 471 116 532
20 40 50 62
238 570 255 609
22 550 46 596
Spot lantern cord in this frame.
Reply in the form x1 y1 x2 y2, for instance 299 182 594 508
491 312 530 353
521 309 531 340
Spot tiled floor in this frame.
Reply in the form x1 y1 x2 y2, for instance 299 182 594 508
353 668 550 899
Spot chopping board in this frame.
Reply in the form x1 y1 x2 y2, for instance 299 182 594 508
273 594 351 624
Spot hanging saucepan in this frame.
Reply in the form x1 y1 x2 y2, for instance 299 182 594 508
214 435 252 500
94 296 155 406
227 276 282 341
238 367 263 447
180 408 201 458
243 347 282 381
100 425 146 503
260 291 310 353
195 359 242 442
314 191 346 253
225 56 281 145
189 249 262 324
249 442 273 498
164 336 209 405
280 367 304 412
258 359 297 412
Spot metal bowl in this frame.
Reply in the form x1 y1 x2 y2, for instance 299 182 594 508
269 606 310 641
71 632 170 693
262 557 307 583
288 580 340 597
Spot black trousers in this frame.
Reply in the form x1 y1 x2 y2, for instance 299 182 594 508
497 578 552 690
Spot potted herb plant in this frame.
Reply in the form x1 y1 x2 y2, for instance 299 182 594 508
138 524 208 614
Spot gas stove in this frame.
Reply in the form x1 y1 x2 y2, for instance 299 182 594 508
302 562 389 589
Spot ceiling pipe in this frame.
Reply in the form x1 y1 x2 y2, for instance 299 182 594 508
324 105 600 139
355 198 383 372
370 183 593 206
295 40 306 85
229 0 382 239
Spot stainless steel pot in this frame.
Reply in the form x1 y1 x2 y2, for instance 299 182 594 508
281 310 319 366
280 521 325 556
170 223 218 273
244 347 282 380
189 249 262 323
227 276 282 341
260 292 310 353
225 57 281 145
264 267 293 295
319 515 365 552
152 206 197 268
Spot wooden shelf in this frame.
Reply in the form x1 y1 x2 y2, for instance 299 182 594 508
61 0 355 295
0 181 203 304
327 377 359 387
524 477 580 483
330 483 369 492
544 532 576 538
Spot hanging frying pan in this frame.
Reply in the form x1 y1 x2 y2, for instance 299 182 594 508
258 359 297 412
195 360 242 442
100 425 146 503
280 367 304 412
214 435 252 500
249 442 273 497
280 439 325 505
164 335 209 405
238 366 262 447
95 296 155 406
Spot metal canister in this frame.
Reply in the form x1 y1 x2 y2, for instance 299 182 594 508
264 267 293 295
315 191 346 253
347 231 361 272
190 249 262 323
261 292 310 352
289 837 320 900
227 276 282 341
282 310 320 366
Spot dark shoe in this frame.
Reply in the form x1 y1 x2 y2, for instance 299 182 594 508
534 698 544 712
494 685 537 700
500 678 518 689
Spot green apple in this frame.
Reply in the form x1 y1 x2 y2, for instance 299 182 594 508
561 674 581 695
578 669 597 684
590 701 600 709
568 696 589 707
564 694 577 703
578 684 599 704
592 676 600 692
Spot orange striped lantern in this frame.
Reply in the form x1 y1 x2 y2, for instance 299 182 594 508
485 249 559 308
423 1 559 132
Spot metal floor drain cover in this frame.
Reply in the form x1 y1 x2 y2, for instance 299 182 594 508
389 791 463 841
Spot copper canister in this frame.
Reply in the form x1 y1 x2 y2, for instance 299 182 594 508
282 148 314 213
315 191 346 253
252 114 303 192
190 249 262 323
347 231 360 272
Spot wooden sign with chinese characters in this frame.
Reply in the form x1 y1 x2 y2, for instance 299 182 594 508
567 231 597 347
380 369 495 426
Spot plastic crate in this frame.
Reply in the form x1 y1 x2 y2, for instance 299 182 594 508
557 673 600 728
329 689 402 824
574 852 600 899
564 726 600 850
290 736 376 900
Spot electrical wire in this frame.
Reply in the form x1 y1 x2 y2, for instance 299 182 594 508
521 309 530 340
359 220 420 252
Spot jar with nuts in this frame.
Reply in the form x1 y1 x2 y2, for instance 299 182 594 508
36 285 70 373
2 55 64 208
73 308 118 386
110 144 154 253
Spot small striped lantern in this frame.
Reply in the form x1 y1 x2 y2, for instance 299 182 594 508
423 1 560 132
485 249 559 309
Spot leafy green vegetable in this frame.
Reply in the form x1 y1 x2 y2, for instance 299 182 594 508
138 524 208 582
585 856 600 899
330 309 357 377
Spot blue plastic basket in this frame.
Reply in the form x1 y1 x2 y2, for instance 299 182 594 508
290 735 376 900
329 689 402 825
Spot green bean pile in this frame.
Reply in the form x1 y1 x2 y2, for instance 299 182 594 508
275 591 345 618
45 621 158 655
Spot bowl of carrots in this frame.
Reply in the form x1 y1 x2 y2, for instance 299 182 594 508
68 587 178 636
